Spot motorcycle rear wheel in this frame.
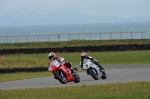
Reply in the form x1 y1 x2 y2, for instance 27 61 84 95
101 73 107 79
73 73 80 83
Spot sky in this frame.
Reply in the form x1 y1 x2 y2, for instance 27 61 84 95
0 0 150 26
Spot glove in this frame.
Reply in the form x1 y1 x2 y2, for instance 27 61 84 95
59 58 64 63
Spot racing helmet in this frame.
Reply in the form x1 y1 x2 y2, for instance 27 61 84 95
81 52 87 59
48 52 55 60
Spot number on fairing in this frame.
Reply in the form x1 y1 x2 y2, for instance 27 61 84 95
54 61 60 67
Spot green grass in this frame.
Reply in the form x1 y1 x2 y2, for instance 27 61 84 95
0 81 150 99
0 50 150 68
0 39 150 49
0 72 52 82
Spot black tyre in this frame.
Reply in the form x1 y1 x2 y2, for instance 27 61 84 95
88 68 99 80
73 73 80 83
101 72 107 79
55 70 66 84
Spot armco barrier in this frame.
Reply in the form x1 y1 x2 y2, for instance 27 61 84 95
0 44 150 54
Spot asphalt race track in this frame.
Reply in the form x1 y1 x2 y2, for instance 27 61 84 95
0 64 150 90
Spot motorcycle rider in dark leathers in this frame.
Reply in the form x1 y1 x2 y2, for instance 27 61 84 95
80 52 106 75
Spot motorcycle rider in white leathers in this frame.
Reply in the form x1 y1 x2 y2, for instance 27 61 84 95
80 52 106 75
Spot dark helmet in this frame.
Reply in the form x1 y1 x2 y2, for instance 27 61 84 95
81 52 87 59
48 52 55 60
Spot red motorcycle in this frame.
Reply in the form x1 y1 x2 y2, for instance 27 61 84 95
49 60 80 84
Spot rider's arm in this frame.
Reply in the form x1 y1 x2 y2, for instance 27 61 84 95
87 56 97 63
80 60 84 70
48 61 50 67
48 61 51 71
55 56 64 63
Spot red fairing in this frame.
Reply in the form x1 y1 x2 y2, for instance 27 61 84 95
48 60 74 82
58 64 74 82
49 65 57 72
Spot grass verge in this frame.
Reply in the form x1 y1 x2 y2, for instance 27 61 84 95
0 81 150 99
0 72 52 82
0 50 150 68
0 39 150 49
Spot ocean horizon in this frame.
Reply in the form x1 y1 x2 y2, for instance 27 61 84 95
0 22 150 43
0 22 150 36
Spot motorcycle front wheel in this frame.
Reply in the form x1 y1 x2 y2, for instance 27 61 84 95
88 68 99 80
55 70 66 84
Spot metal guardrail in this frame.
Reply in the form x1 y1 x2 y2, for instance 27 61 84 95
0 31 150 43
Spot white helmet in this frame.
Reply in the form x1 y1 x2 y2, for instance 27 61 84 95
48 52 55 60
81 52 87 59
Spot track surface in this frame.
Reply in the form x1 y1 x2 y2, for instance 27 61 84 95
0 64 150 90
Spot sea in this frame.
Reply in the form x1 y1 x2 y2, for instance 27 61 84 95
0 22 150 43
